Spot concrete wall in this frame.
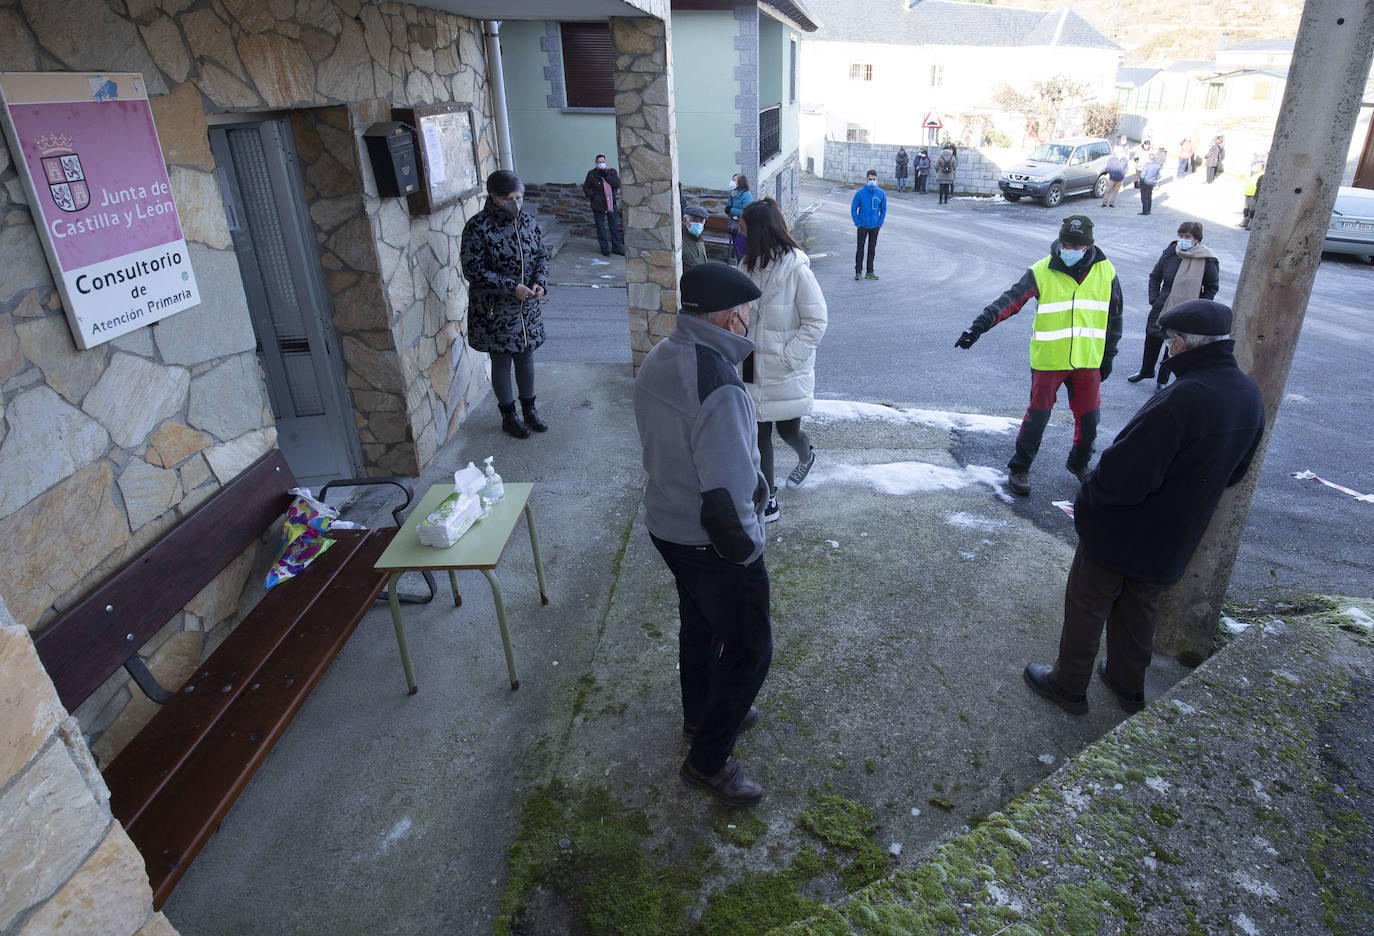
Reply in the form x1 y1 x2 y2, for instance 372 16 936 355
823 140 1008 195
0 0 498 840
0 595 178 935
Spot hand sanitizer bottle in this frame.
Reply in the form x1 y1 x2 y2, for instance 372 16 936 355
482 456 505 504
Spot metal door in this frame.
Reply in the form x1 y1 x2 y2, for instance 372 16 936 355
210 119 362 488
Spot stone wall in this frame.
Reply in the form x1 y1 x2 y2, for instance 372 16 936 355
0 595 179 936
0 0 497 772
823 140 1005 195
613 16 682 370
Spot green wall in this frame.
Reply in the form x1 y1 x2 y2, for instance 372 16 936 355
671 12 743 188
500 20 616 185
759 15 782 108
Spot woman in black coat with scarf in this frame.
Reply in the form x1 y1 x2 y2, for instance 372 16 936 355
1128 220 1220 390
461 170 550 438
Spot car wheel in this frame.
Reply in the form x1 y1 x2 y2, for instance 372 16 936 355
1093 174 1109 199
1003 193 1022 202
1042 183 1063 208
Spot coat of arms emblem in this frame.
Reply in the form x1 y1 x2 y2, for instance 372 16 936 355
37 134 89 213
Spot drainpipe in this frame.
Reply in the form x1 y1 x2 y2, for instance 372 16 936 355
483 20 515 172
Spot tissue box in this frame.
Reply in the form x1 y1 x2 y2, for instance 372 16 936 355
416 490 483 547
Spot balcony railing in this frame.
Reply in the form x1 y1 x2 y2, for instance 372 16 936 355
760 105 781 164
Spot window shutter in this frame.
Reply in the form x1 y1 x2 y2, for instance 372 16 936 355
561 22 615 108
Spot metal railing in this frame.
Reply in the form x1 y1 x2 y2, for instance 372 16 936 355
760 105 781 164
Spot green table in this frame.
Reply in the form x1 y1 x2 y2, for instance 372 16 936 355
373 482 547 694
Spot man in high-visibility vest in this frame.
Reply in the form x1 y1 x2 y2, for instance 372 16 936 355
955 215 1123 496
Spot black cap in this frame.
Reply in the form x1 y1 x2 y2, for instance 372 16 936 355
1158 299 1232 337
1059 215 1094 245
684 204 709 219
680 261 761 316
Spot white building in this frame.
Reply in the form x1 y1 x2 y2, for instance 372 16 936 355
797 0 1120 176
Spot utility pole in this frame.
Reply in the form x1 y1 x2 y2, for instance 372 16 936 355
1154 0 1374 663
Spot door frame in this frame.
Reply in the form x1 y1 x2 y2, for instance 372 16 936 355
208 112 364 484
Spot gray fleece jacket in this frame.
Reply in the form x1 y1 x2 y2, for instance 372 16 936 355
634 313 769 565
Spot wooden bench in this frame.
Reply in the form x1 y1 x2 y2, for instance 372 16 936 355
33 449 416 908
702 214 736 261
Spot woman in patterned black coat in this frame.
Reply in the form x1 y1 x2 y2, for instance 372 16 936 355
461 170 550 437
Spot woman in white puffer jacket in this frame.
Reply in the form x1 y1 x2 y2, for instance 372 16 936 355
739 199 828 523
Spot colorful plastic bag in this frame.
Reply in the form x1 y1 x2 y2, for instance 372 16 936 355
264 488 338 589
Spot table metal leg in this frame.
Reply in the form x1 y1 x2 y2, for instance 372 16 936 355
447 569 462 607
481 568 520 690
388 571 419 695
523 501 549 605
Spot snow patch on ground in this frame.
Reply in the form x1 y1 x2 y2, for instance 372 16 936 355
1171 699 1197 715
1221 615 1250 633
1038 753 1056 764
1233 872 1279 900
1145 776 1172 795
946 511 1009 532
379 816 413 853
811 399 1020 433
808 460 1008 499
1234 914 1260 936
1340 606 1373 632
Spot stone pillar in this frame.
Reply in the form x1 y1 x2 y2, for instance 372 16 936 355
611 16 681 370
732 0 760 186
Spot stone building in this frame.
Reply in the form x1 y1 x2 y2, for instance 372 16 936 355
0 0 677 928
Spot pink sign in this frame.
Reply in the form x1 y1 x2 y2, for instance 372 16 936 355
0 72 199 349
8 99 184 269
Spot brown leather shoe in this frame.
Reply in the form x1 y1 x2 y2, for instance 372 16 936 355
683 705 759 738
680 755 764 806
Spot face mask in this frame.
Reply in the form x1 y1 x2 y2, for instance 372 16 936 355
866 179 877 188
501 197 522 218
688 222 704 237
1059 247 1087 266
729 178 738 189
596 161 607 169
1177 238 1195 250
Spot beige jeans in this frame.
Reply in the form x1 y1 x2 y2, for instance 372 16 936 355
1102 178 1123 206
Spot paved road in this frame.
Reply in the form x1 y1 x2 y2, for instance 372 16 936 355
539 174 1374 599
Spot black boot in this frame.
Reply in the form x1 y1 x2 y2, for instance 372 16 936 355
520 397 548 433
499 402 529 439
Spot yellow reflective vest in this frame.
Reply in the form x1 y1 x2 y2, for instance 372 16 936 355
1244 170 1264 197
1028 255 1115 370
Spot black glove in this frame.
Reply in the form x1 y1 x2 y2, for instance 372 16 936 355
955 327 982 349
1099 362 1112 382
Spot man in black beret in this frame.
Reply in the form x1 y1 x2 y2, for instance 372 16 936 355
1024 299 1264 714
956 215 1123 496
634 262 771 805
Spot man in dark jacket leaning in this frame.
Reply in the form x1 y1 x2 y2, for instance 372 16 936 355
1024 299 1265 715
956 215 1123 496
634 262 772 807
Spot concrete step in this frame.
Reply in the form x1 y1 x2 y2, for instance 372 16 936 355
768 601 1374 936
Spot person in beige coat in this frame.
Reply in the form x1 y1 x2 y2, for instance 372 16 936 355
739 199 828 523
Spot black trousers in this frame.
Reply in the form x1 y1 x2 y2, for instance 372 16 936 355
757 419 810 493
1139 182 1154 214
652 536 772 774
855 226 880 274
1052 547 1163 697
